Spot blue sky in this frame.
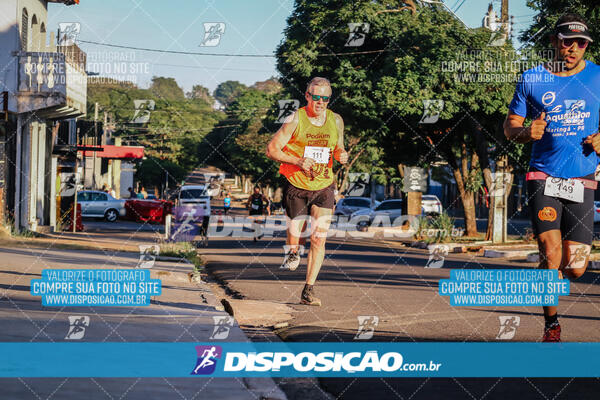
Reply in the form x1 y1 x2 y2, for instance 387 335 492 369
48 0 535 93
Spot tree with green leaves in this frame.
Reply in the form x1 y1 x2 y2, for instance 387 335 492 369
275 0 519 236
186 84 213 104
86 78 223 193
198 86 285 190
149 76 185 101
213 80 248 107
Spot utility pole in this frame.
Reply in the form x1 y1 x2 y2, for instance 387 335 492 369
92 102 98 190
501 0 508 24
492 155 508 243
500 0 510 39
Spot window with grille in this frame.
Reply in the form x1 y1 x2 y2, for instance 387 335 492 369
21 8 28 50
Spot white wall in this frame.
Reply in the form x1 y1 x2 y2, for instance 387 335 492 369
120 162 135 198
0 0 20 112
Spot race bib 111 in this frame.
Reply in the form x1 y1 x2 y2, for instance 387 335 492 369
303 146 330 164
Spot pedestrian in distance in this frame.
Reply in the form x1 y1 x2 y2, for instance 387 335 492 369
246 185 267 242
266 76 348 306
223 192 232 215
128 187 137 199
504 13 600 342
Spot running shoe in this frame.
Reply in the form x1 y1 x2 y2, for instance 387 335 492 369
280 251 300 271
300 285 321 306
542 323 561 342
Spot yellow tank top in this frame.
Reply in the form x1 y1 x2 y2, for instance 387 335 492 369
279 107 338 191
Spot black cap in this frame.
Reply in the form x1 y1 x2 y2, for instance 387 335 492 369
555 21 593 42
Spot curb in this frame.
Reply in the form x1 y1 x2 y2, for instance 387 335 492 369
409 241 466 253
483 249 538 258
156 256 190 262
525 254 600 270
590 261 600 270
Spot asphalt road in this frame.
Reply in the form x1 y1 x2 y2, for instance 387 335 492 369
200 230 600 400
81 213 600 399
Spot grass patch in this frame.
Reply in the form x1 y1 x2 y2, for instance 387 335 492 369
159 241 204 271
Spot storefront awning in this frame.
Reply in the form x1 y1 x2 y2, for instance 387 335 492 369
78 145 144 159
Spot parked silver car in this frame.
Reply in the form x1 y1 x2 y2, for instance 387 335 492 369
351 199 404 229
334 196 373 216
77 190 126 222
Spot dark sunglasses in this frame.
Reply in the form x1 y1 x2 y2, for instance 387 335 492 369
561 38 589 49
307 92 330 102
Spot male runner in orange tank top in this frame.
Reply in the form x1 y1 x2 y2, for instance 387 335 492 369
266 77 348 306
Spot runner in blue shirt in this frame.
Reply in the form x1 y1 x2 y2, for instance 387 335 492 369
223 193 231 215
504 13 600 342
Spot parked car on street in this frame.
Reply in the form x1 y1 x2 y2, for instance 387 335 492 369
351 199 404 230
334 196 373 216
594 201 600 223
124 198 172 224
77 190 126 222
421 194 443 215
177 185 211 215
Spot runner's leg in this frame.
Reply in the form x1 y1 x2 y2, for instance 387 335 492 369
560 240 590 279
537 229 562 319
559 187 594 279
306 205 333 285
528 178 563 340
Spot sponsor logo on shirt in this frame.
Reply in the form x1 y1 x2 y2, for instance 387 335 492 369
538 206 557 222
542 91 556 106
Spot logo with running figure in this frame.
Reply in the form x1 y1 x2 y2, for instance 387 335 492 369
65 316 90 340
355 316 379 340
420 100 444 124
425 244 449 269
210 316 234 340
496 316 520 340
191 345 222 375
345 23 370 47
58 22 81 46
276 99 300 123
200 23 225 47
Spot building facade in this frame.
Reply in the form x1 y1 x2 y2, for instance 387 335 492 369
0 0 86 232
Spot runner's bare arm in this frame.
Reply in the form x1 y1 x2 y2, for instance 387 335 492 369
504 111 546 143
266 111 315 172
333 113 348 164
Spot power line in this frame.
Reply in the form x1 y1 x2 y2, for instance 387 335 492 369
78 39 393 58
78 39 275 57
453 0 467 13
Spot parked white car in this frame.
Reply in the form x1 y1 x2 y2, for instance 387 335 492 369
421 195 443 215
177 185 211 215
77 190 126 222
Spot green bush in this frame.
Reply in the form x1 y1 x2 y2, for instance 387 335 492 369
415 212 457 243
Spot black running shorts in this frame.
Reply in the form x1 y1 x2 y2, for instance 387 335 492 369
283 181 335 218
527 178 595 245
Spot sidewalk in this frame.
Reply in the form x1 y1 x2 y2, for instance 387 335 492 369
0 244 286 399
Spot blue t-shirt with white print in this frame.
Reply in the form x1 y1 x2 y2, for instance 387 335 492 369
509 60 600 178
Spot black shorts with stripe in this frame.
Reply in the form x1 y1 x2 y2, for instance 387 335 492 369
527 178 595 245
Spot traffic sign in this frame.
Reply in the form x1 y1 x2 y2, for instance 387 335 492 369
403 166 428 193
